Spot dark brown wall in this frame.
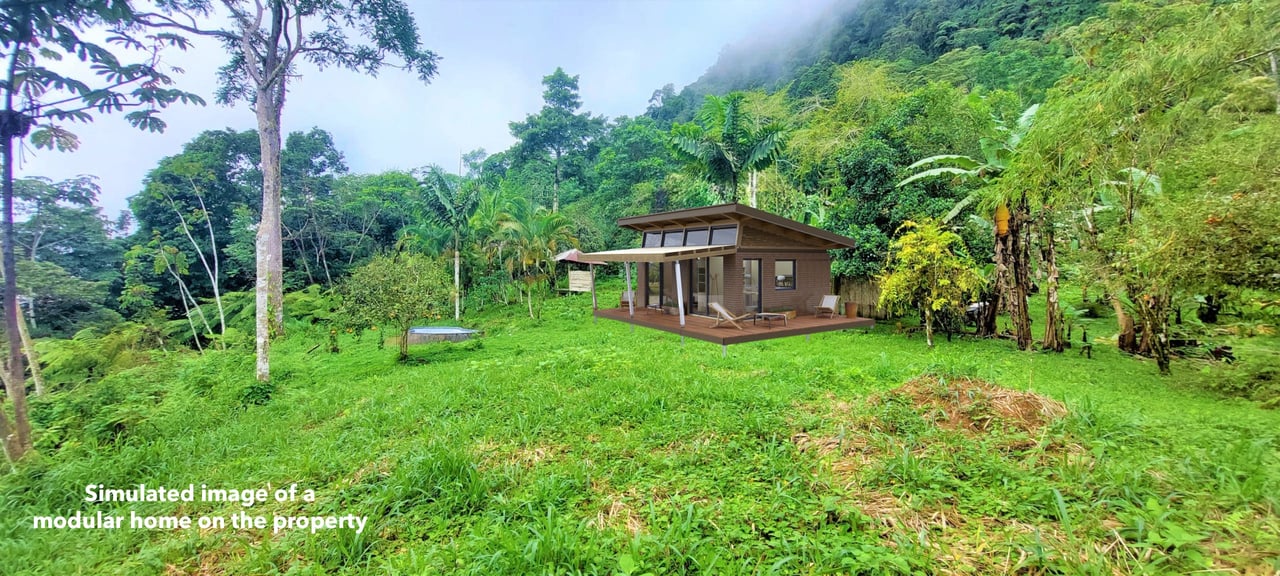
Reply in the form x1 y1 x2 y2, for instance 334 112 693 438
639 252 832 315
742 250 832 314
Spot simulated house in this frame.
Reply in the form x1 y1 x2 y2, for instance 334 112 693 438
580 203 874 350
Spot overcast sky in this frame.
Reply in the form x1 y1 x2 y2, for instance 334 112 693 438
13 0 833 217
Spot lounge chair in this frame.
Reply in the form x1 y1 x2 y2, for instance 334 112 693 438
815 295 839 318
710 302 753 330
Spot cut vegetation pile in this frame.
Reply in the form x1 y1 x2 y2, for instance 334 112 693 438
890 375 1067 435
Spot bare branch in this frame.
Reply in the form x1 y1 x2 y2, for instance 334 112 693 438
20 75 149 112
132 12 239 42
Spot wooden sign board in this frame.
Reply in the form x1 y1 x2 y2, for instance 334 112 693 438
568 270 593 292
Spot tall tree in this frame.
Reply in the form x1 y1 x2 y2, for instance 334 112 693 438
668 92 787 207
509 67 602 212
419 166 478 321
1 0 200 461
282 128 347 287
135 0 440 382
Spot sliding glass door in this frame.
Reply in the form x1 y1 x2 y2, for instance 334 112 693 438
689 257 725 315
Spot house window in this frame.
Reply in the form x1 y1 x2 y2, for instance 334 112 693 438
710 225 737 245
775 260 795 290
643 231 662 248
662 230 684 247
684 227 709 246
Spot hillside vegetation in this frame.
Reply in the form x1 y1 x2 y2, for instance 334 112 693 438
2 287 1278 574
1 0 1279 572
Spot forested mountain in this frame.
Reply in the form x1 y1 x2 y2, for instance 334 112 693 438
684 0 1103 98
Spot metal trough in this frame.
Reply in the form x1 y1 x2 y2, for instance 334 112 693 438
406 326 479 344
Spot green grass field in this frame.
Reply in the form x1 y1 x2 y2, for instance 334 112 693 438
2 285 1278 575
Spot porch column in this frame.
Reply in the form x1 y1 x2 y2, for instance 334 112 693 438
674 259 686 327
624 261 634 318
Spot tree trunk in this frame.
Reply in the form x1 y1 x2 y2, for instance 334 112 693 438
1 135 31 459
1112 296 1139 353
1136 291 1172 375
977 295 998 337
255 89 286 382
1271 52 1279 115
923 307 934 347
995 197 1033 350
1041 217 1065 352
748 170 758 208
552 152 560 213
15 305 43 396
454 236 461 321
172 193 226 342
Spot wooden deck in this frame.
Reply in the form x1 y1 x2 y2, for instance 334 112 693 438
594 306 875 346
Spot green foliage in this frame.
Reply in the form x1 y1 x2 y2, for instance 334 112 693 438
878 220 983 345
509 67 605 210
11 259 119 338
686 0 1102 96
668 92 787 204
340 252 452 359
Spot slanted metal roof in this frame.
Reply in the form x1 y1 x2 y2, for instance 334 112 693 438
615 203 856 249
578 244 737 263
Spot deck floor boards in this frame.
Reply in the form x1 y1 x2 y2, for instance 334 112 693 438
593 306 875 346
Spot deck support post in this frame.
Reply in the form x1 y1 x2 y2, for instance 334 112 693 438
674 259 686 328
624 261 634 319
722 344 727 358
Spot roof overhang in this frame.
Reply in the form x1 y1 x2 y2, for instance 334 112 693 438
578 244 737 263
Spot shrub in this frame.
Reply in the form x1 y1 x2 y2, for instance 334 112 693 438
339 252 452 360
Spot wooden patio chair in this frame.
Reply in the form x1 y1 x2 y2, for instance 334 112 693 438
710 302 753 330
815 295 839 318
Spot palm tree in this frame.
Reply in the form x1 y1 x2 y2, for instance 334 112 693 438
499 199 577 318
419 167 479 321
897 104 1038 222
669 93 787 207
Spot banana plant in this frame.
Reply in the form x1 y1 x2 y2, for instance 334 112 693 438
897 104 1039 223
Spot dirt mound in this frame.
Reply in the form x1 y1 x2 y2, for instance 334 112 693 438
889 375 1066 434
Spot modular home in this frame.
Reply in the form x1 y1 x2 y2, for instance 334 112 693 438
580 203 874 348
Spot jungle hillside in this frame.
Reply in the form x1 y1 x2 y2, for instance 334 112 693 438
1 0 1279 574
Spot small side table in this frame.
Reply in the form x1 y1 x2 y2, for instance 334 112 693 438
754 312 789 328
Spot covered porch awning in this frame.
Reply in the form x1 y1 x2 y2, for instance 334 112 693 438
580 244 735 330
578 244 736 263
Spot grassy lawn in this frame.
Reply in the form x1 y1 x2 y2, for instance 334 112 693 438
2 285 1278 575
